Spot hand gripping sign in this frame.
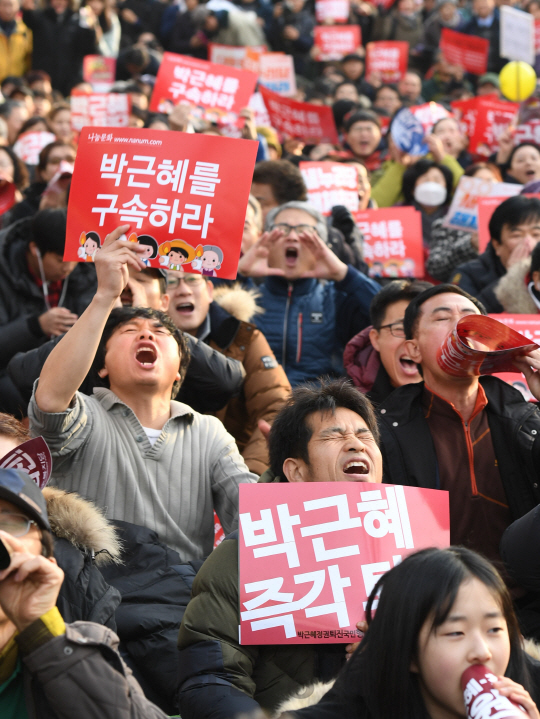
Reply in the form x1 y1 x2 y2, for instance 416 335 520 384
437 314 539 378
259 86 339 144
0 437 52 489
65 127 258 280
239 483 449 644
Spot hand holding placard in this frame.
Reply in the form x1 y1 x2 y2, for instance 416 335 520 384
94 225 147 304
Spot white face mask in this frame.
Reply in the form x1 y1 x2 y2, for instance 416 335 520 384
413 181 447 207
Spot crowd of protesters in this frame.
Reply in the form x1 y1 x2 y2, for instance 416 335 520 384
4 0 540 717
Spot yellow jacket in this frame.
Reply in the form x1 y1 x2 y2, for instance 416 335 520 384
0 18 32 83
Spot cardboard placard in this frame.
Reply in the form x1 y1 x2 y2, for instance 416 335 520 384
65 127 258 280
315 0 350 23
353 206 424 278
314 26 361 61
444 176 522 231
500 5 535 64
150 52 258 120
451 96 519 157
239 482 449 644
71 93 131 131
13 130 57 166
437 314 538 377
83 55 116 93
299 161 358 215
208 43 265 69
259 86 339 143
391 102 450 155
440 28 489 75
259 53 297 97
0 437 52 489
365 41 409 84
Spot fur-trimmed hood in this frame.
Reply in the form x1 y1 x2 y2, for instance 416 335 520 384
43 487 122 565
494 259 538 314
212 283 264 324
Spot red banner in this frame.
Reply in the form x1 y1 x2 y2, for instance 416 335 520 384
0 437 52 489
451 96 518 157
150 52 258 119
353 207 424 278
315 0 349 22
365 41 408 84
477 196 507 251
83 55 116 92
536 18 540 52
314 26 361 61
300 161 358 215
440 28 489 75
239 482 449 644
65 127 258 280
259 86 339 143
71 93 131 131
490 314 540 399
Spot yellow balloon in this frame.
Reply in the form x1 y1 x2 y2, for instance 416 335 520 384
499 61 537 102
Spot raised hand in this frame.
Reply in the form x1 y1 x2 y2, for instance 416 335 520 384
237 228 286 278
298 230 348 281
94 225 147 303
513 348 540 402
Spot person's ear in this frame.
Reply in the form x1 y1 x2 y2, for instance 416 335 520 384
98 367 108 378
160 293 170 312
491 238 502 258
369 327 381 352
533 270 540 287
28 241 40 258
404 338 422 364
206 279 214 302
282 458 308 483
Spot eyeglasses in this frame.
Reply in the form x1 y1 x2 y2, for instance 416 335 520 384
166 274 205 289
0 513 38 538
271 223 317 237
377 321 406 338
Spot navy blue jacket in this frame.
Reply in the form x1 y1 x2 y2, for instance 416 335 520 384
253 267 380 386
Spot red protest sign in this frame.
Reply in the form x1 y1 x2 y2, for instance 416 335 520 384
300 161 358 215
490 314 540 399
314 26 361 61
239 482 449 644
315 0 349 22
477 196 507 251
71 93 131 131
65 127 258 280
0 183 15 216
536 19 540 53
451 96 518 157
365 41 408 83
83 55 116 92
150 52 258 118
0 437 52 489
440 28 489 75
353 207 424 278
259 86 339 143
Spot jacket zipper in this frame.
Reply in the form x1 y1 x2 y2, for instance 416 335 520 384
296 313 303 363
282 283 293 367
462 420 478 496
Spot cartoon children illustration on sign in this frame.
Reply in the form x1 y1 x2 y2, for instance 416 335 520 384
191 245 224 277
77 231 100 262
133 235 158 266
158 240 203 271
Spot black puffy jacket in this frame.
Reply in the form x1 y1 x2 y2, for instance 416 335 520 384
450 242 505 313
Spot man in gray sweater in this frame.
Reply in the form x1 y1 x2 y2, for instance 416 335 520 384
29 225 257 561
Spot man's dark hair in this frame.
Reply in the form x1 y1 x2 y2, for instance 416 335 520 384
506 142 540 174
37 140 74 174
370 280 433 328
343 110 381 133
252 160 307 205
489 195 540 244
269 378 379 479
0 99 25 120
402 159 453 206
92 307 190 399
403 284 486 340
31 209 67 255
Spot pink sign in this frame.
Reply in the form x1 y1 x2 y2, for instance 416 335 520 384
239 482 449 644
71 93 131 131
13 130 56 165
440 28 489 75
0 437 52 489
259 86 339 143
314 26 361 61
315 0 349 22
300 161 358 215
83 55 116 92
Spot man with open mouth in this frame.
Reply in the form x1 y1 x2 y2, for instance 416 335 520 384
28 225 258 563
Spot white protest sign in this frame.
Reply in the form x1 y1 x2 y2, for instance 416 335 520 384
444 175 522 232
259 54 297 97
500 6 535 64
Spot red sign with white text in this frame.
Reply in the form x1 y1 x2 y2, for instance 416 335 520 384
239 483 449 644
535 19 540 52
259 86 339 143
354 207 424 278
83 55 116 92
491 314 540 399
451 96 518 157
150 53 258 119
314 26 361 61
440 28 489 75
65 128 258 279
71 93 131 131
365 41 408 83
300 161 358 215
13 130 56 165
315 0 349 22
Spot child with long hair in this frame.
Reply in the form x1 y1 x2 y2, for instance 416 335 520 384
282 547 540 719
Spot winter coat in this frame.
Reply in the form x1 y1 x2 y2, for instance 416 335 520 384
99 520 203 715
0 218 97 372
425 218 477 283
166 8 207 57
0 18 32 83
44 486 122 629
253 267 380 387
373 10 424 53
461 10 505 73
422 10 463 52
177 532 347 719
211 8 267 47
4 182 47 226
495 258 539 314
451 242 506 313
209 285 291 475
22 7 97 95
267 7 314 74
343 326 395 405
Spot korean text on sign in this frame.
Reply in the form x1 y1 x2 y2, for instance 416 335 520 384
259 86 339 144
150 52 258 116
353 206 424 278
299 161 359 215
365 41 408 83
65 127 258 280
440 28 489 75
314 26 361 62
239 482 449 644
70 93 131 131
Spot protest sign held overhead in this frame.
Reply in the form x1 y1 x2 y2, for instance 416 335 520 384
354 207 424 278
490 314 540 399
299 162 358 215
258 54 296 97
150 52 258 121
65 127 258 280
365 41 408 83
71 93 131 131
477 196 510 251
500 5 535 65
208 44 265 69
440 28 489 75
239 482 449 644
259 86 339 143
314 26 361 62
444 176 521 232
13 130 56 166
451 96 519 157
83 55 116 93
0 437 52 490
391 102 449 155
315 0 349 23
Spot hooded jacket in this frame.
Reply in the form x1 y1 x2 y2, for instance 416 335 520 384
343 326 395 406
207 285 291 475
451 242 505 313
0 218 97 371
0 17 32 83
495 258 539 314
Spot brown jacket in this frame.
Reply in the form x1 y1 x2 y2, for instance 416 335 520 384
209 285 291 475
